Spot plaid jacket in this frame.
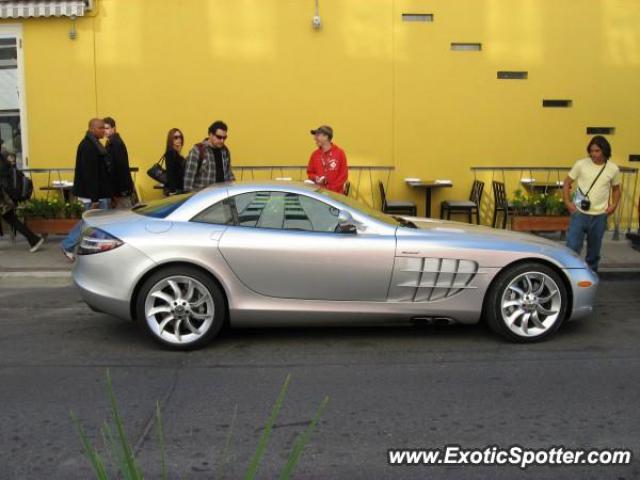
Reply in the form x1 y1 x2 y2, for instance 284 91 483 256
183 141 235 192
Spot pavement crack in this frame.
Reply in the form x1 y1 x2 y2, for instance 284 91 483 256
131 362 182 458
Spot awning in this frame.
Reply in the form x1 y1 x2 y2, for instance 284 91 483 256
0 1 90 19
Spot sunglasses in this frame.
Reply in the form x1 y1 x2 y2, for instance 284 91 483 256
173 135 183 140
214 134 228 140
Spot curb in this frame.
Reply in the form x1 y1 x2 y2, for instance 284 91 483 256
597 270 640 281
0 270 72 279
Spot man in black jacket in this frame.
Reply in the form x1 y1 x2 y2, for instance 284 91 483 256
104 117 134 208
61 118 112 260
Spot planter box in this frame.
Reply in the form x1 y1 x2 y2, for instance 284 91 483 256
25 218 79 235
511 215 570 232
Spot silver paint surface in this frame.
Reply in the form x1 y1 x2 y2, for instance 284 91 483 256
73 181 598 328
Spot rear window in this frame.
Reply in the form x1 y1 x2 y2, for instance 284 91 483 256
132 193 194 218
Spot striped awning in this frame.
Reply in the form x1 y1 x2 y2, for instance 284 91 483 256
0 1 90 18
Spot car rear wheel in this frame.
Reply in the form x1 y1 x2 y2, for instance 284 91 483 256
136 266 226 350
485 262 568 342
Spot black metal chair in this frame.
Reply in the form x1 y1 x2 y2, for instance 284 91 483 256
378 181 417 216
492 180 515 229
440 180 484 224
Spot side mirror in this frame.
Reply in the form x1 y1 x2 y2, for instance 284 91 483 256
336 210 357 234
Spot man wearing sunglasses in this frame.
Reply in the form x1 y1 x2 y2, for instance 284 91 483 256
184 120 235 192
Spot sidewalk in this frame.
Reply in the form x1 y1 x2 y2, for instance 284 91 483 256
1 232 639 278
0 235 71 277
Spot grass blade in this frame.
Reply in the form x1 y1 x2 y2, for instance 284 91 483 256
244 374 292 480
278 395 330 480
70 410 109 479
218 403 238 479
100 421 118 475
105 370 142 480
103 407 135 480
156 400 167 480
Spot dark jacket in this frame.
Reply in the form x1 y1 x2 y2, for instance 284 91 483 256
106 132 134 196
0 155 15 214
72 133 112 202
165 148 185 193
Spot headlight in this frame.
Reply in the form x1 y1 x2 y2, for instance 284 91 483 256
78 227 124 255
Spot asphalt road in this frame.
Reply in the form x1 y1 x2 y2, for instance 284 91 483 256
0 277 638 479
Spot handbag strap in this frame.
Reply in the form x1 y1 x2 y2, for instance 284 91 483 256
579 162 607 197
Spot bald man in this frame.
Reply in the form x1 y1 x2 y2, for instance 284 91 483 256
62 118 113 260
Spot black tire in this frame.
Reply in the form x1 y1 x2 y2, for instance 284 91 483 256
136 266 226 350
484 262 568 343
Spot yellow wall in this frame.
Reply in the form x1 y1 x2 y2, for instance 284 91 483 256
3 0 639 224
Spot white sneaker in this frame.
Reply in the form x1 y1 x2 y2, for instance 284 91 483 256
30 236 45 253
61 245 75 262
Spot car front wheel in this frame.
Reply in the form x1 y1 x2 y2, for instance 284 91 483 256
485 262 568 342
136 266 226 350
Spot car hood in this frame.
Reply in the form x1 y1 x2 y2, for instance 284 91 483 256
398 216 586 269
406 217 560 247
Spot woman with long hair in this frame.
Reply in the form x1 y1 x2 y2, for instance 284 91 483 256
164 128 185 195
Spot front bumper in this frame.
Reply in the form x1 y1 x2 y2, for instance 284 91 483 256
565 268 599 321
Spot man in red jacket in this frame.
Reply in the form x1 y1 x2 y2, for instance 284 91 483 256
307 125 348 194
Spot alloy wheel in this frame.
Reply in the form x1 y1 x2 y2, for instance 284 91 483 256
144 275 215 345
500 272 562 338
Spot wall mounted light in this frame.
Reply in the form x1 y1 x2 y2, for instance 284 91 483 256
312 0 322 30
69 14 77 40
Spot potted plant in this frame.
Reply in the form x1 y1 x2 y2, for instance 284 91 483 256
510 189 570 232
17 198 84 235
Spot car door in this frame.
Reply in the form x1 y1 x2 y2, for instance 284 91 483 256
217 191 396 301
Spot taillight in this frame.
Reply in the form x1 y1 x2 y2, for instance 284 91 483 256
78 227 124 255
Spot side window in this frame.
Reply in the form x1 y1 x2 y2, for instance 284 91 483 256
233 191 339 232
192 198 235 225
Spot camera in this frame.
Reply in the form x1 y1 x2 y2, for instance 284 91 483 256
580 198 591 211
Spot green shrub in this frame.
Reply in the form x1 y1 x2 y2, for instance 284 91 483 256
71 371 329 479
511 189 568 216
18 197 84 219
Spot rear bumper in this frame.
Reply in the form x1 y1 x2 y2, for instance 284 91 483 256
75 281 131 320
73 244 155 321
565 268 599 321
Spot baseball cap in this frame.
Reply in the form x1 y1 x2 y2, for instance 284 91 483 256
310 125 333 139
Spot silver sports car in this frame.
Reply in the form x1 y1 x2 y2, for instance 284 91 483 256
73 181 598 349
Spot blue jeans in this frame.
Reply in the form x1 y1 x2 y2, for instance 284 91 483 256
566 211 608 271
61 198 110 253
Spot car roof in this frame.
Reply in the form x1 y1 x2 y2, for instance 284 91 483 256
169 181 325 221
191 180 322 203
218 180 319 193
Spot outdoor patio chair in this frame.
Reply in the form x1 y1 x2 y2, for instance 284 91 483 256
440 180 484 224
378 181 417 216
492 180 515 229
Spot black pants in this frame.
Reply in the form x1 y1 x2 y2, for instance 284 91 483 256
1 209 40 247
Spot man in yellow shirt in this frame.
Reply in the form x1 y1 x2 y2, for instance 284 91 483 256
563 136 621 271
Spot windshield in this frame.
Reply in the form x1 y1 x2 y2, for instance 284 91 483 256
319 189 404 227
132 193 194 218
